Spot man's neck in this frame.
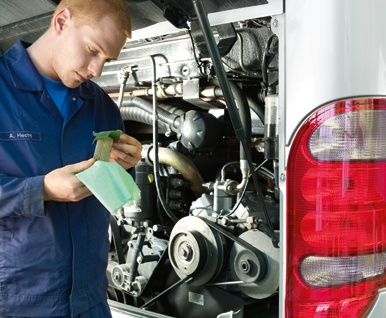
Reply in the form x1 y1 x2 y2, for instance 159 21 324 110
26 30 60 81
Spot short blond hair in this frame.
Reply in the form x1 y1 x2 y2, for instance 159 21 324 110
52 0 132 38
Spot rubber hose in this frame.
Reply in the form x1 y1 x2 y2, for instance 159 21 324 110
229 81 252 160
117 99 171 130
245 94 265 124
127 96 179 128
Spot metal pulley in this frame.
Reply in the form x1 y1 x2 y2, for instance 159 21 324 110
168 216 226 286
230 230 280 299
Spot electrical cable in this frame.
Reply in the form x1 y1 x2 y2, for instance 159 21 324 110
187 29 207 77
261 33 278 90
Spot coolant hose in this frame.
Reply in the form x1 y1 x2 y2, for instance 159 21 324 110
246 94 265 124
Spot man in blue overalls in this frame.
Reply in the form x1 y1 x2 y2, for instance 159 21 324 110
0 0 141 317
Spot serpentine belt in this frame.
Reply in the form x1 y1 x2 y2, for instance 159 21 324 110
197 216 266 280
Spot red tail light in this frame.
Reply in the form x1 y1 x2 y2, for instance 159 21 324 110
286 98 386 318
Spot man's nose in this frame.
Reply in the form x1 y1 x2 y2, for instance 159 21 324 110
88 59 105 78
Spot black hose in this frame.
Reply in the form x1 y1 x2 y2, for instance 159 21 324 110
212 85 264 124
124 96 179 129
245 94 265 124
117 97 183 132
229 81 251 160
119 102 170 130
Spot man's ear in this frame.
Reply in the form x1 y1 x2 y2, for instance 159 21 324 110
52 8 72 35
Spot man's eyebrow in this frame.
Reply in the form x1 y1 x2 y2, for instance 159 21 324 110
92 40 119 61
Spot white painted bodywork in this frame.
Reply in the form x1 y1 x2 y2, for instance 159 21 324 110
285 0 386 145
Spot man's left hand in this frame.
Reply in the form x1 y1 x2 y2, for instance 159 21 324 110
110 132 142 170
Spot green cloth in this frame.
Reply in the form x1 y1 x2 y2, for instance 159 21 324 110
93 130 121 144
76 161 141 213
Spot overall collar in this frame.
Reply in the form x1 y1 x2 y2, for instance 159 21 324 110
4 40 96 100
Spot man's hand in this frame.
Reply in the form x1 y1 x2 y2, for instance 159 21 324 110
43 158 95 202
110 132 142 170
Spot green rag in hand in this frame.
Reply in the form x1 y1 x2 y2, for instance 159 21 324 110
76 161 141 213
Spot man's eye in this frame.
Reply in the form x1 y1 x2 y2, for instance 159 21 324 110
89 47 97 54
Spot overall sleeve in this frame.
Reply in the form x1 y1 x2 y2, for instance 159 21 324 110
0 174 46 218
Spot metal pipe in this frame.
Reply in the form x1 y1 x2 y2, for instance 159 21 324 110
146 57 179 224
109 83 183 99
236 159 249 191
148 147 205 198
117 72 129 109
102 59 196 76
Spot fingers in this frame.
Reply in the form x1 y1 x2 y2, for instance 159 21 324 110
44 159 95 202
67 158 95 173
110 133 142 170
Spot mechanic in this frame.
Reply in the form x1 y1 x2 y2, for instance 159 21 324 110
0 0 141 317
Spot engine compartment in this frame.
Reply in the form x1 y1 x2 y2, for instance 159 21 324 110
95 13 281 318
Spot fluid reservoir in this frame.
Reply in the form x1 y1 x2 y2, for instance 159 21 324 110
264 94 279 160
124 158 155 220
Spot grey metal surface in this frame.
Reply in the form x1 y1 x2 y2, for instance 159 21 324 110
0 0 55 27
0 12 52 42
96 26 275 93
365 288 386 318
109 300 176 318
95 35 200 90
285 0 386 145
0 0 54 53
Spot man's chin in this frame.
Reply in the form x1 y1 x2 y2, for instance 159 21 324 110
63 80 81 89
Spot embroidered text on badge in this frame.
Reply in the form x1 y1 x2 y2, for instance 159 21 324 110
0 132 42 141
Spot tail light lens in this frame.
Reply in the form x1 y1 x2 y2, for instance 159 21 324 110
286 98 386 318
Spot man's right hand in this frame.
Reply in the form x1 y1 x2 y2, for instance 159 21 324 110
43 158 95 202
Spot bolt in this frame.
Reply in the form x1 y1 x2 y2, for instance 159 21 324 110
272 19 279 28
226 185 233 191
182 66 190 75
240 259 254 274
265 194 271 200
179 243 193 261
280 173 286 182
113 272 121 282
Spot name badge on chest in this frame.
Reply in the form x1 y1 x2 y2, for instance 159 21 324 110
0 131 42 141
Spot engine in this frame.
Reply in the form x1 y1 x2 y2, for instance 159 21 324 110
97 11 281 318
